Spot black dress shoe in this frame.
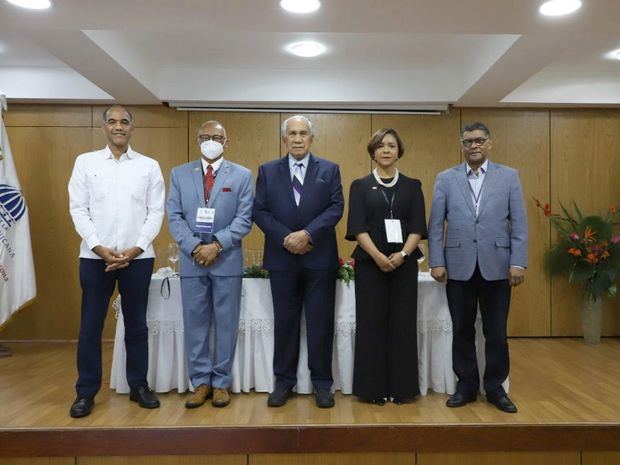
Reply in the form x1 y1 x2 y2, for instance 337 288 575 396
489 395 517 413
267 388 293 407
446 392 476 408
129 386 160 409
315 388 335 408
70 397 94 418
392 397 415 405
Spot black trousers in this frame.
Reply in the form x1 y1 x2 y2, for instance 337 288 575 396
446 264 511 401
353 258 419 400
76 258 153 398
269 268 336 391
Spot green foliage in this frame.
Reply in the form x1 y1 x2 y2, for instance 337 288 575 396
535 200 619 301
242 265 269 278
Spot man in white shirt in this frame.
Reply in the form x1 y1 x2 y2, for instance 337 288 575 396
68 105 165 418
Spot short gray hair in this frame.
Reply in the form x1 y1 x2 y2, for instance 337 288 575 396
281 115 313 138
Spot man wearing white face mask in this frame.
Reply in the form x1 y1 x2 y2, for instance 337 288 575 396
167 120 253 408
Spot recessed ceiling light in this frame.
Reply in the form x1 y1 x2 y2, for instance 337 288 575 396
280 0 321 14
286 41 325 58
539 0 582 17
5 0 52 9
604 48 620 61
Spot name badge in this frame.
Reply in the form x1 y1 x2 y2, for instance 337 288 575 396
384 219 403 244
195 208 215 233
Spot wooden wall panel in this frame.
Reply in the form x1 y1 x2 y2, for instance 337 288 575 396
371 112 462 271
280 113 372 259
583 451 620 465
550 110 620 336
461 109 551 336
92 105 188 128
251 453 414 465
4 104 91 127
188 111 281 255
78 456 245 465
0 459 74 465
417 452 579 465
2 105 619 339
1 127 93 340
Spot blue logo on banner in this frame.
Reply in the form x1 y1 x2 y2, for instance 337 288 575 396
0 184 26 228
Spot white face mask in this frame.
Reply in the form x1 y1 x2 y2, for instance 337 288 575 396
200 140 224 160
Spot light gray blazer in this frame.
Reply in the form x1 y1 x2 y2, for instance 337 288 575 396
428 161 528 281
166 159 253 277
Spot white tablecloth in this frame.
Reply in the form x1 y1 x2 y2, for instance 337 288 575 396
111 273 507 395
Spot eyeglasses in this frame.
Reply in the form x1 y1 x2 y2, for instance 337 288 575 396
198 134 226 144
461 137 489 148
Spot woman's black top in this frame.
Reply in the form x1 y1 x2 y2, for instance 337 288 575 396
345 173 427 261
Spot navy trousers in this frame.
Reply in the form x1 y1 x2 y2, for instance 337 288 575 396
76 258 153 398
269 268 336 391
446 264 511 401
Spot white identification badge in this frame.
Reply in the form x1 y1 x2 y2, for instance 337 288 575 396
195 208 215 233
384 219 403 243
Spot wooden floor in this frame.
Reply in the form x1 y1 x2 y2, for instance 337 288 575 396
0 338 619 458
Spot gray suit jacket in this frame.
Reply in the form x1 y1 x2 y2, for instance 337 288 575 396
428 161 528 281
166 159 253 277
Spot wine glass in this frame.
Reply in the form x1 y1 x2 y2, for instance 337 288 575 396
417 243 426 267
167 243 180 275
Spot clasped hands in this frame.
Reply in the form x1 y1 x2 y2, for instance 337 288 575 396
283 230 313 255
93 245 143 272
374 252 405 273
193 243 221 267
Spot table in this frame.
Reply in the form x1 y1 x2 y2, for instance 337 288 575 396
111 272 507 395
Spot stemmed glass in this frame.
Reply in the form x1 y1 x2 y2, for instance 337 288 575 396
417 243 426 267
167 243 180 275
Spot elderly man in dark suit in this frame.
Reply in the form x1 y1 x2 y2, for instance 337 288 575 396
253 115 344 408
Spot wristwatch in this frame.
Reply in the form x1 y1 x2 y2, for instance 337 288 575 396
400 250 409 261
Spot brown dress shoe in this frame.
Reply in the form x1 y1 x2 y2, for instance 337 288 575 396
185 385 212 409
212 388 231 408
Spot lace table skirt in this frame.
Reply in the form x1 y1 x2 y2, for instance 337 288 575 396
111 273 507 395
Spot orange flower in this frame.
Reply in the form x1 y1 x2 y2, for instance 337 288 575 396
601 251 611 259
543 203 552 217
583 226 596 242
567 247 582 257
586 253 598 264
610 206 617 215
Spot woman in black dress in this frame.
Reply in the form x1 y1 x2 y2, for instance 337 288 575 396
345 128 426 405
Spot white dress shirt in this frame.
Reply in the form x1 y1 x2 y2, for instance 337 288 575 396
68 146 165 260
288 153 309 183
465 158 488 216
201 155 224 175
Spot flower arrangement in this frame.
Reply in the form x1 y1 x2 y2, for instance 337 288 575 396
242 264 269 278
337 257 355 285
534 199 619 300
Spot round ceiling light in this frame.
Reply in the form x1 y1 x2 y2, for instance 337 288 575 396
605 48 620 61
280 0 321 14
286 41 326 58
5 0 52 9
539 0 582 17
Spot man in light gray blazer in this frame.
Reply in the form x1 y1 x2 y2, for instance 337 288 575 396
167 120 253 408
428 122 527 414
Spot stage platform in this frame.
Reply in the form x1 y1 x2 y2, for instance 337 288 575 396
0 338 619 464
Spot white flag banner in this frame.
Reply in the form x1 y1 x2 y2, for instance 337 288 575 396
0 94 37 329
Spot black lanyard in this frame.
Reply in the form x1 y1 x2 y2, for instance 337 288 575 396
379 188 396 219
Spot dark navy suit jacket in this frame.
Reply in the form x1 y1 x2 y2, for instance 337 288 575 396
253 153 344 271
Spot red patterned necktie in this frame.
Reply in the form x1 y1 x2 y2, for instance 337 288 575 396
204 165 214 203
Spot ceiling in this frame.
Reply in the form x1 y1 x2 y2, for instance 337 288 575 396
0 0 619 109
